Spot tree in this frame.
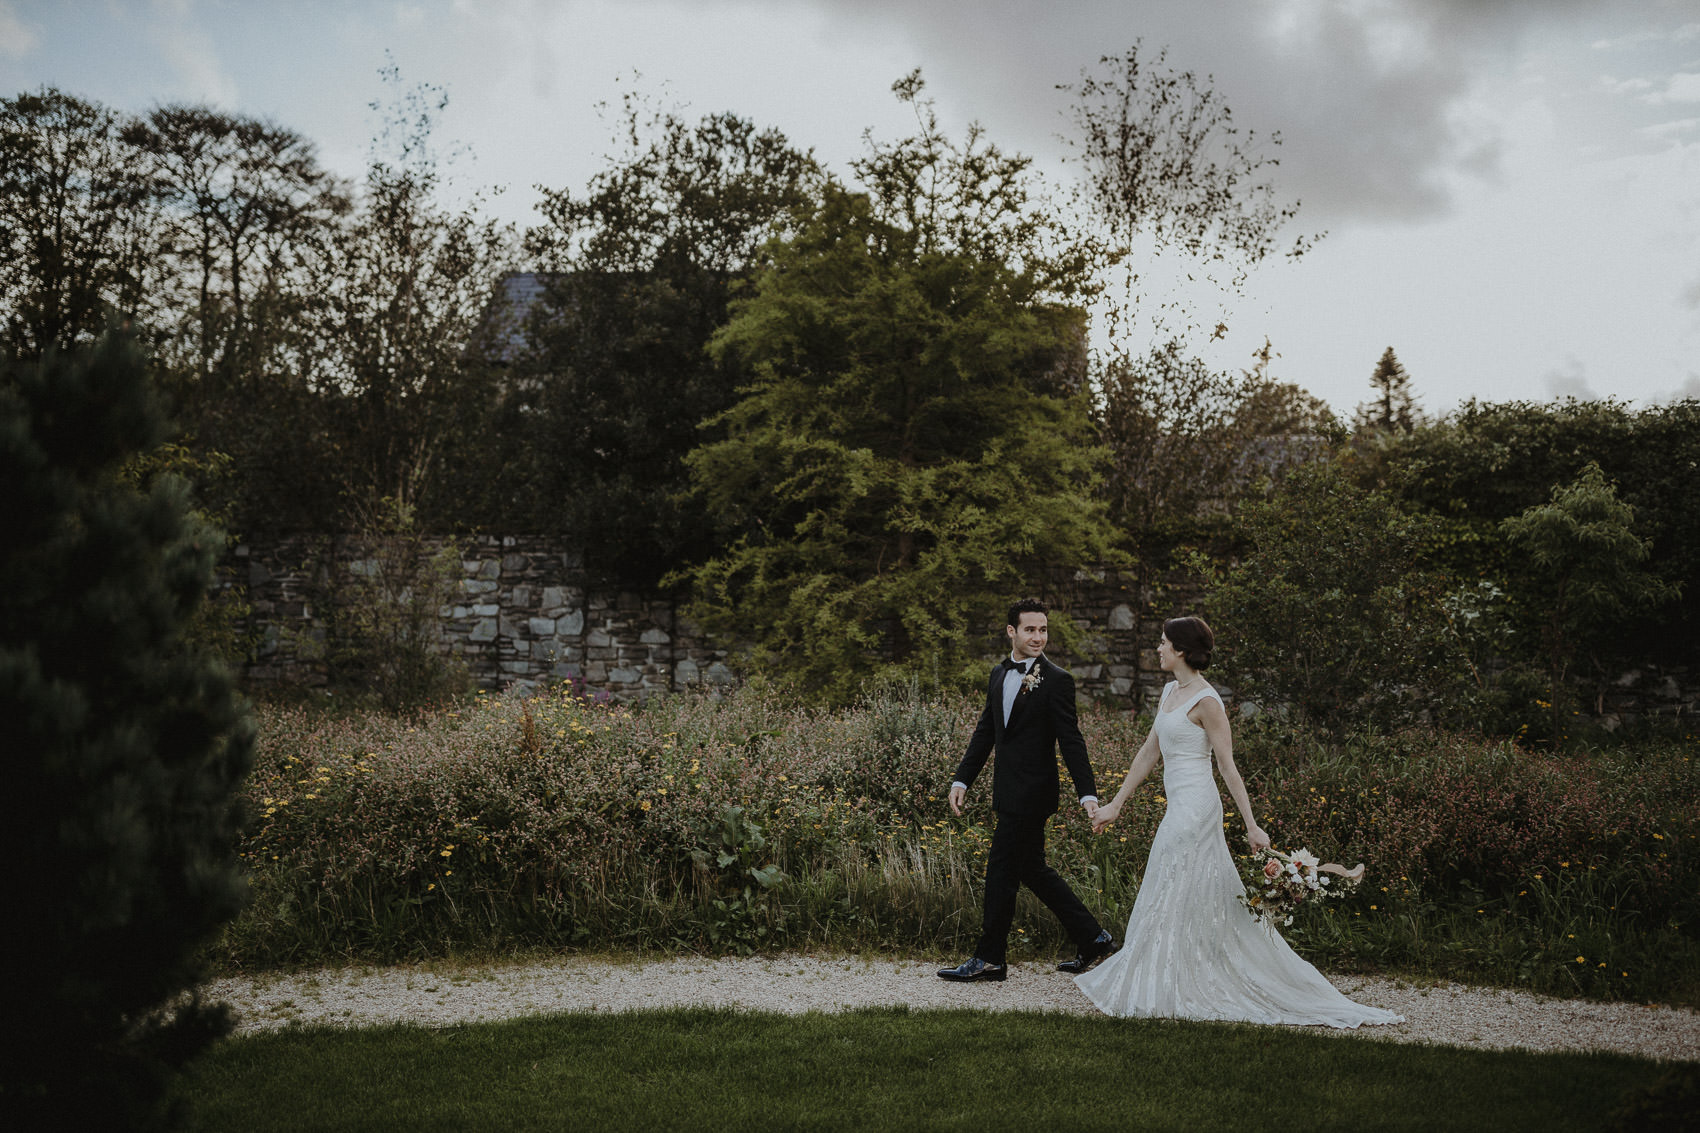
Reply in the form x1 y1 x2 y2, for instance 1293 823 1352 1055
509 97 819 585
1067 45 1328 546
0 337 254 1129
1094 340 1247 534
1063 41 1318 341
1201 460 1454 733
1500 462 1678 744
0 88 161 358
125 104 353 537
1353 346 1423 435
298 68 517 528
676 77 1120 703
1094 338 1336 539
1230 340 1337 438
126 103 349 388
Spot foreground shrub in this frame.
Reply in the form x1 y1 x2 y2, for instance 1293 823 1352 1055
3 340 254 1131
224 688 1698 1003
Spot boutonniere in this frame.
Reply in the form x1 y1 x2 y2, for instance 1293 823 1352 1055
1021 664 1043 695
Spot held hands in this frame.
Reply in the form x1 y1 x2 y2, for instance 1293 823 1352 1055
1091 800 1122 835
1083 798 1100 823
948 784 966 816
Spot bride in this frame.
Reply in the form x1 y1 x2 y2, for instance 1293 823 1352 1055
1076 616 1402 1028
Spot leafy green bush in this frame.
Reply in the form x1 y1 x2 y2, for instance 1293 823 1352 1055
1199 461 1462 733
1368 398 1699 669
1500 463 1678 746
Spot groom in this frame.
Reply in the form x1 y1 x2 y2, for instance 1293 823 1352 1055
938 598 1119 982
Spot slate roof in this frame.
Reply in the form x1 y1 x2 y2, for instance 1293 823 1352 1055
483 271 553 363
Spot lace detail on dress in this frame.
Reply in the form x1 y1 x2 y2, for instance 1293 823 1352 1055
1075 681 1402 1028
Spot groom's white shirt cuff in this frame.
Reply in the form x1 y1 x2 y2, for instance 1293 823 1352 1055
951 780 1096 805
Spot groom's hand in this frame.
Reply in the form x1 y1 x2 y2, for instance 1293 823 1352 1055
948 784 966 816
1082 798 1100 822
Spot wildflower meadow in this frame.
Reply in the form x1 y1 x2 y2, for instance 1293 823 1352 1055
220 685 1698 1005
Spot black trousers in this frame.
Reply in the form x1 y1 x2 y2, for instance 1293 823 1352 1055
975 809 1102 965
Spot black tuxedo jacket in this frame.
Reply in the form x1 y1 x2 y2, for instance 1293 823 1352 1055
953 656 1097 817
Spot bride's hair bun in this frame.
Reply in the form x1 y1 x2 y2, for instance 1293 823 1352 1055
1162 615 1214 671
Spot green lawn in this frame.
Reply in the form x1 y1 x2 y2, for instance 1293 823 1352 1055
176 1007 1683 1132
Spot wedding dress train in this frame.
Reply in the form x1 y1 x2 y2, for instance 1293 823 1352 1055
1075 683 1403 1028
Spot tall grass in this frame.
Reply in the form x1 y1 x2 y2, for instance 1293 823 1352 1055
221 686 1699 1003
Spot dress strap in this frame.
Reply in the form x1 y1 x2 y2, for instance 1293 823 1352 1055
1174 684 1218 714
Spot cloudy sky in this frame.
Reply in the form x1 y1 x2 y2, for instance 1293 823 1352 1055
4 0 1698 416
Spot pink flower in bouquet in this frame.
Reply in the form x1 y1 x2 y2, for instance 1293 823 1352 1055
1239 846 1364 926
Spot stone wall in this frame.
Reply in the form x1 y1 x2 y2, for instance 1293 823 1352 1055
233 534 735 699
229 536 1179 704
227 536 1698 722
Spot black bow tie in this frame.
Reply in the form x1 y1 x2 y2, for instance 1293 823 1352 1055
1003 659 1030 674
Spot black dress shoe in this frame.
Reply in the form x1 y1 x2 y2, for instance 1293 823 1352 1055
937 957 1007 982
1057 931 1120 974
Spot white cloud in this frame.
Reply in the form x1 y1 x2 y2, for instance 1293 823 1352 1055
0 0 40 58
147 1 240 106
1544 358 1600 401
1683 276 1700 311
1591 22 1700 50
1599 74 1654 96
1628 71 1700 106
1636 116 1700 140
1657 373 1700 403
1661 72 1700 102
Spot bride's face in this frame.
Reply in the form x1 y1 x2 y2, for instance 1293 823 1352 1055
1157 634 1178 672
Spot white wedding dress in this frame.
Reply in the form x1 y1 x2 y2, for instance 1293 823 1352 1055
1076 682 1403 1028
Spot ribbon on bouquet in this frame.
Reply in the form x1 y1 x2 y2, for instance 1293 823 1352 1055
1266 847 1365 884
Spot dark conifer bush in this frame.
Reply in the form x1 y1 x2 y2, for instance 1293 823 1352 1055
0 337 255 1130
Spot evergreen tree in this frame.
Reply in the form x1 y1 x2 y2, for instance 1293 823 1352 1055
676 78 1119 703
1354 346 1422 434
0 337 255 1129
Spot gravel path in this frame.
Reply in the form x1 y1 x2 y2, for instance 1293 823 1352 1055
205 955 1699 1062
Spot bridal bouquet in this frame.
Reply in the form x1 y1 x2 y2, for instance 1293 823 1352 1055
1239 847 1365 926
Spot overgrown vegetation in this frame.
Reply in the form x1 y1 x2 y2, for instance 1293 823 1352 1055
1199 461 1456 733
223 687 1698 1006
1199 403 1696 742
